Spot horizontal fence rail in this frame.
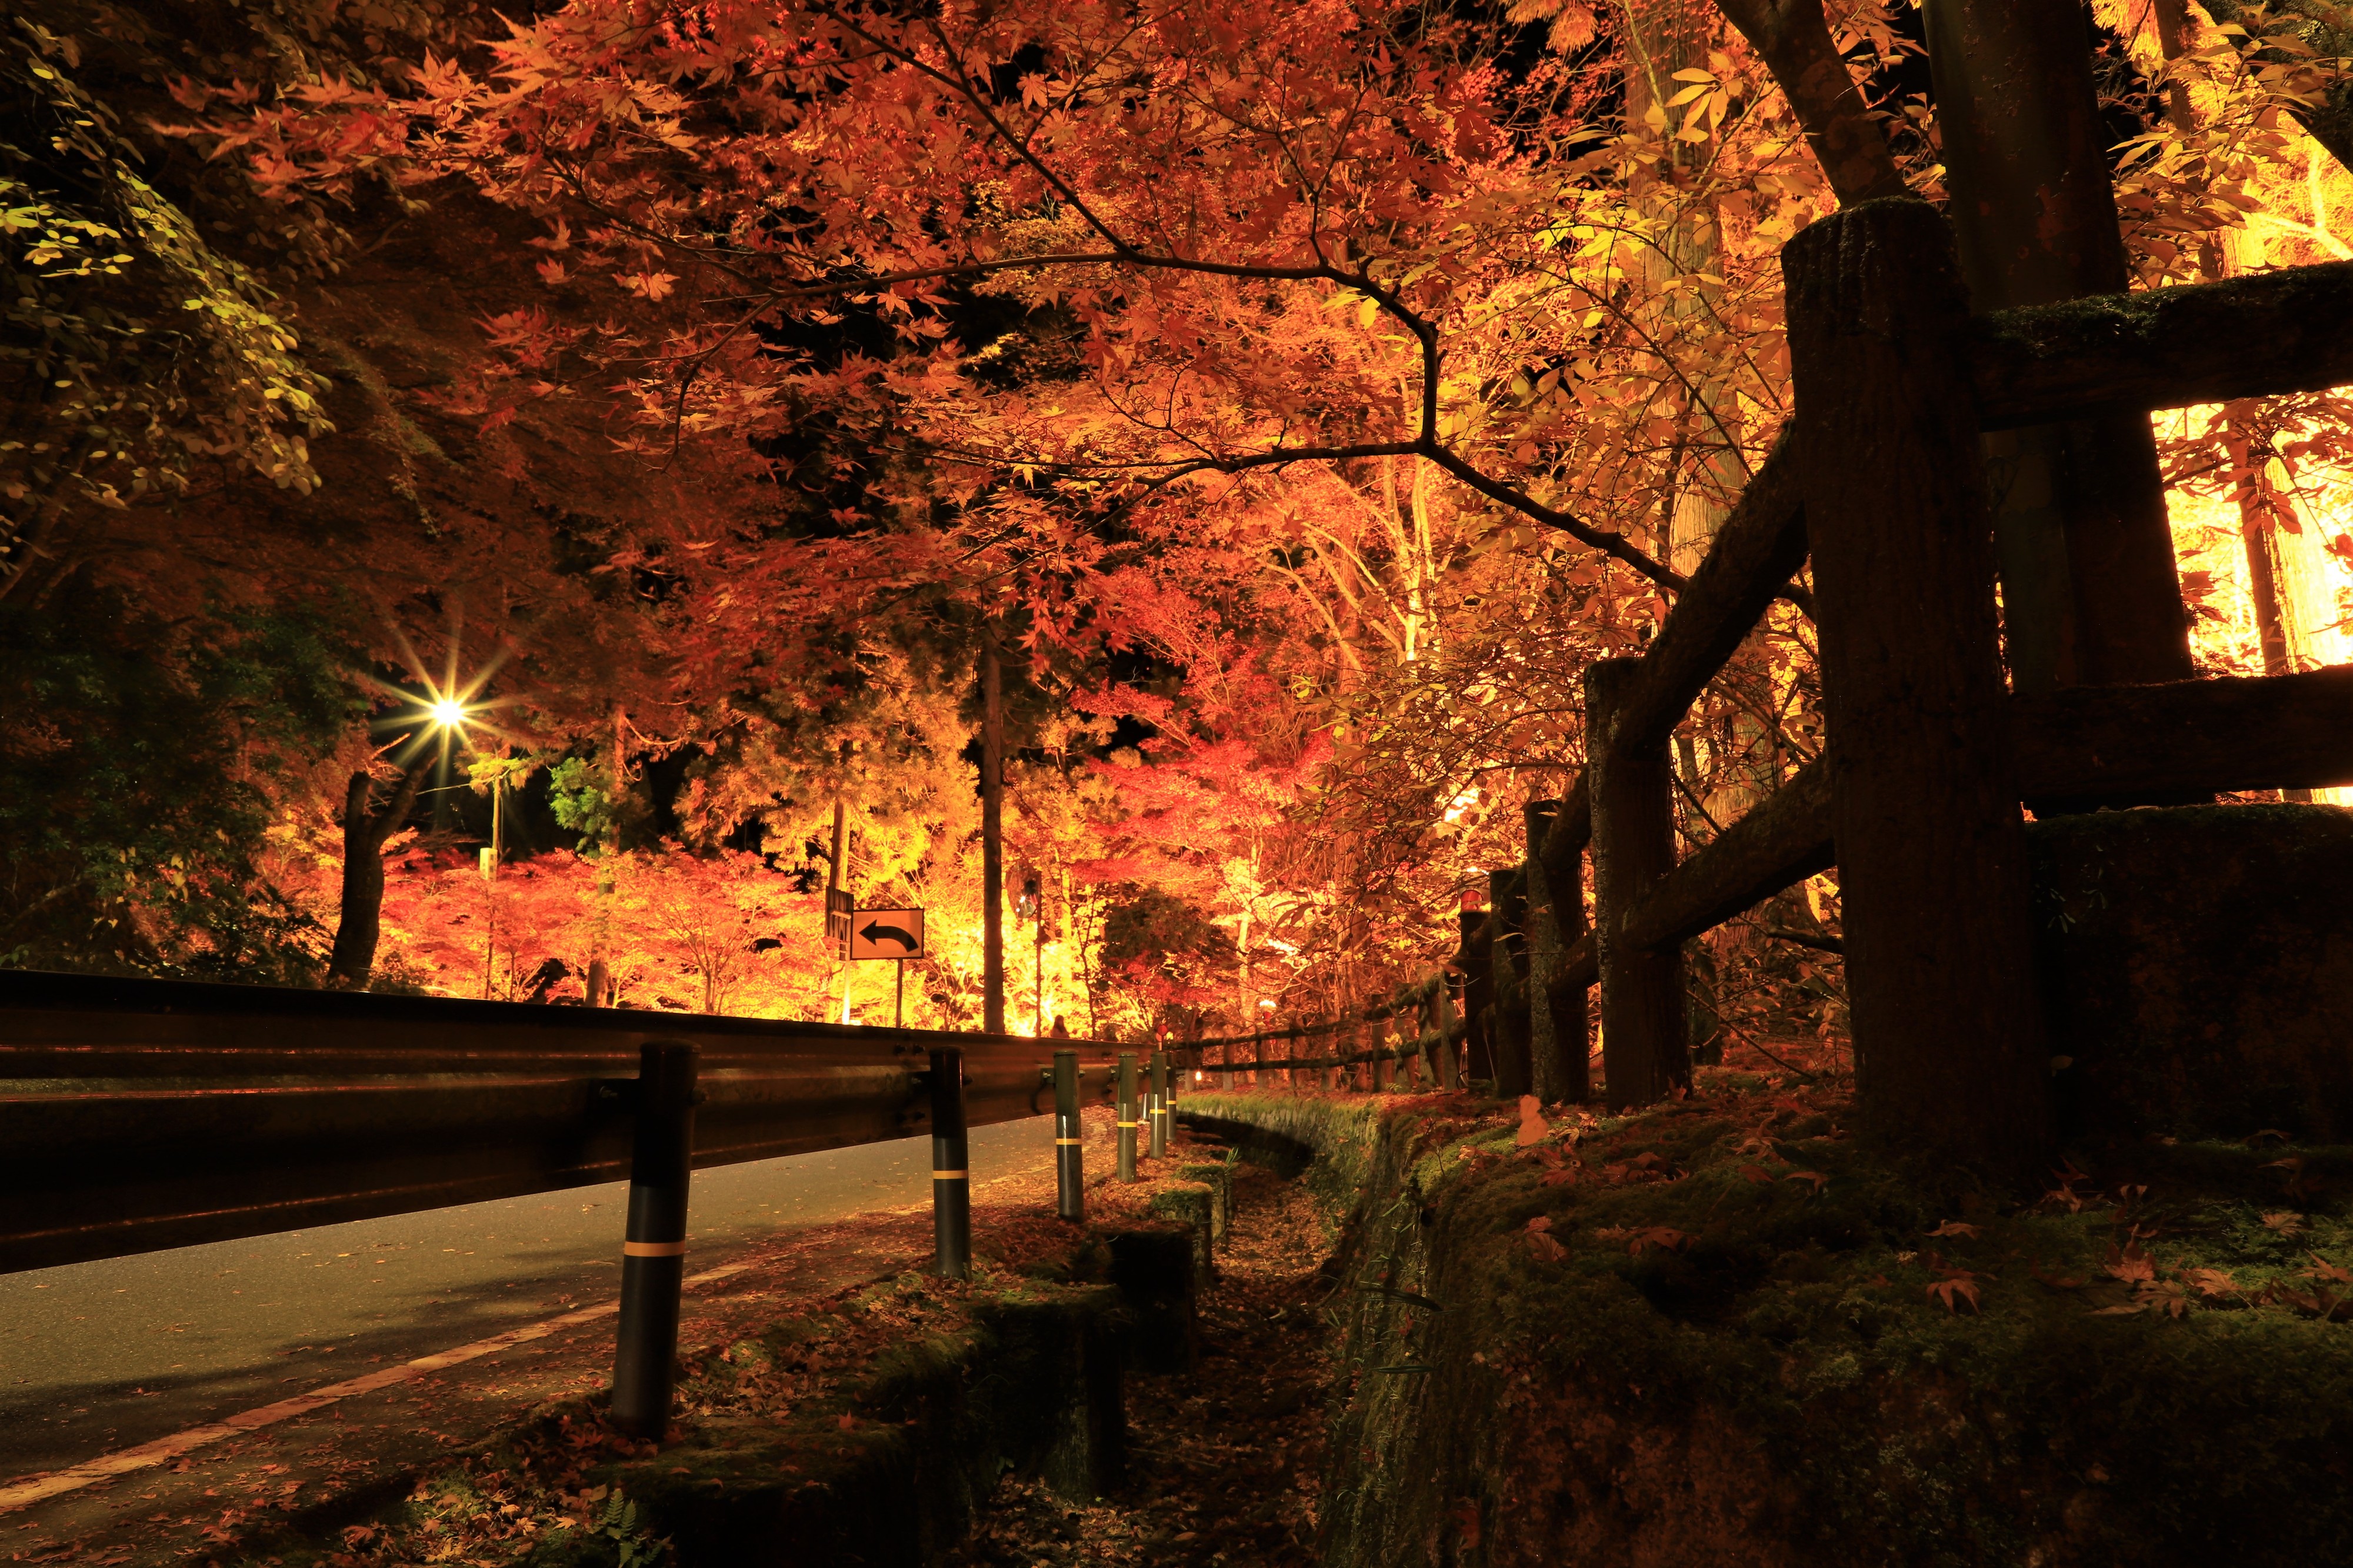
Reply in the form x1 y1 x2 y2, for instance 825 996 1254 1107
0 970 1136 1275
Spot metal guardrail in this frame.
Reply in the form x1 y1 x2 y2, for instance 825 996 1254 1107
0 969 1136 1275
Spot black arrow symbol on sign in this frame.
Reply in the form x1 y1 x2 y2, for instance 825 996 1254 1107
859 921 919 952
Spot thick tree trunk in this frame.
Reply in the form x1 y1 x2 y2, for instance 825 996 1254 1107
327 760 429 989
981 637 1006 1035
1921 0 2197 698
1785 196 2050 1170
1714 0 1909 203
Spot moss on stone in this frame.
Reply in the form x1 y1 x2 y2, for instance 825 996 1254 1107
1207 1079 2353 1566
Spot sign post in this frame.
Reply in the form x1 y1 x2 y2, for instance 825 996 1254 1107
846 909 926 1029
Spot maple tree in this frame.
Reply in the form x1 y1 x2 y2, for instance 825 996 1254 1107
9 0 2353 1080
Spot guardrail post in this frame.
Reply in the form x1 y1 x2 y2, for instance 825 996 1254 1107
1288 1022 1304 1090
1370 1016 1389 1091
1588 656 1688 1111
1053 1049 1085 1220
1220 1037 1234 1090
1784 196 2049 1168
1116 1052 1139 1181
928 1047 970 1280
1149 1047 1171 1156
612 1040 696 1439
1253 1027 1267 1088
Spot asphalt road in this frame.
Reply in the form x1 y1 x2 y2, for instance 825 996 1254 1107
0 1118 1051 1480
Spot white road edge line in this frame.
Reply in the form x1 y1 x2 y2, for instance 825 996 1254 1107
0 1259 755 1514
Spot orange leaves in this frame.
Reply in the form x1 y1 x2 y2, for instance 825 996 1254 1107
616 271 681 302
1592 1225 1687 1257
1599 1149 1677 1185
1523 1215 1566 1263
1924 1272 1982 1315
1925 1219 1981 1241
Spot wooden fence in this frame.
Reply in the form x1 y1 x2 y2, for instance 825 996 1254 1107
1197 198 2353 1170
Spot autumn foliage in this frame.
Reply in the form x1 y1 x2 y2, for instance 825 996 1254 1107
6 0 2353 1049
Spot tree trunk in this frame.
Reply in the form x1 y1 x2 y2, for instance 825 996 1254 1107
981 636 1006 1035
1921 0 2198 699
1714 0 1909 203
327 760 429 989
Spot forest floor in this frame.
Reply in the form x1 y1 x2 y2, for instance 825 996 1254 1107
942 1160 1338 1568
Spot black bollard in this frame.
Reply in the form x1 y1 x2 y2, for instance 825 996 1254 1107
1116 1052 1139 1182
929 1047 970 1280
1054 1049 1085 1222
1148 1048 1171 1157
611 1040 697 1439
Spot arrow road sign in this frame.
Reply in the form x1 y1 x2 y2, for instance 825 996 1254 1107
847 908 925 960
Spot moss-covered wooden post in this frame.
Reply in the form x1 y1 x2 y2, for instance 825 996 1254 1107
1435 977 1462 1092
1491 866 1532 1099
1588 657 1688 1110
1459 906 1494 1087
1784 196 2050 1168
1524 799 1587 1105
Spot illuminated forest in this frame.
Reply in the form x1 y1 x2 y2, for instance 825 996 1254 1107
8 0 2352 1045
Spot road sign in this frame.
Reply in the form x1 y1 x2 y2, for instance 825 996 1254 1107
847 908 925 960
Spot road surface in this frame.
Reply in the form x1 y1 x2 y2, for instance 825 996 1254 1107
0 1119 1051 1482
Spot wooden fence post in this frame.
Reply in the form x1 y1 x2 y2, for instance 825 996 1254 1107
1491 866 1533 1099
1431 979 1449 1087
1783 196 2050 1169
1588 657 1689 1110
1527 800 1592 1104
1459 906 1494 1087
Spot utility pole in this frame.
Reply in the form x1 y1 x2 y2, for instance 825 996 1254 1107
981 635 1006 1036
